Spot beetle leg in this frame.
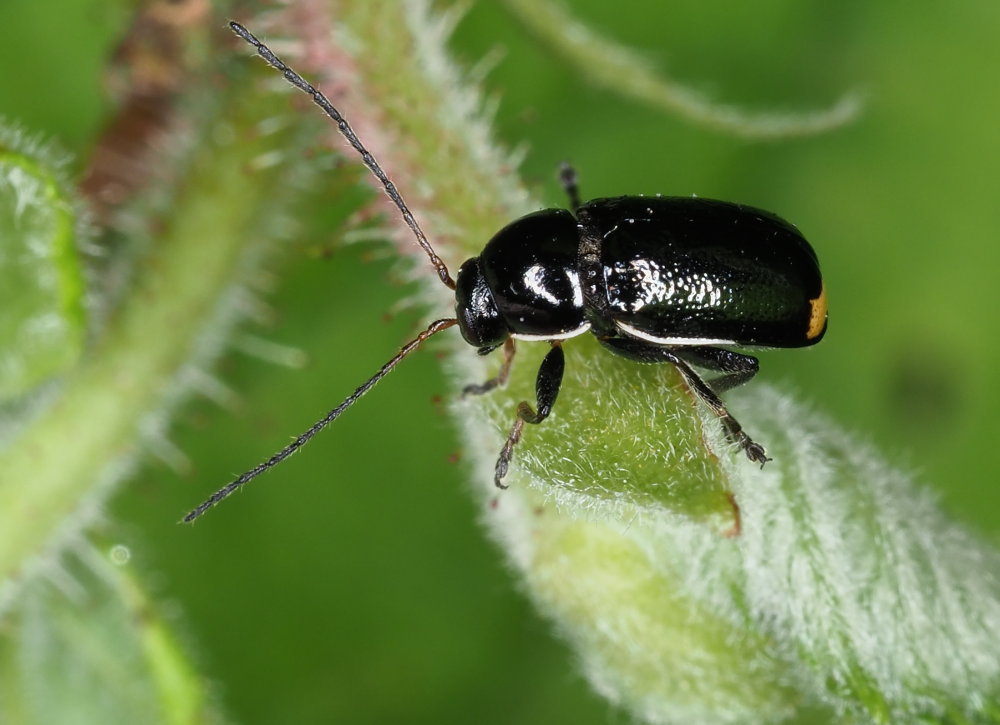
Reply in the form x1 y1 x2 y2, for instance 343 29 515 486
462 338 516 397
669 356 770 466
559 162 581 212
494 342 565 488
674 346 759 393
598 337 769 466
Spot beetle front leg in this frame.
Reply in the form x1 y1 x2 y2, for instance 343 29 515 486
494 342 565 488
462 338 516 397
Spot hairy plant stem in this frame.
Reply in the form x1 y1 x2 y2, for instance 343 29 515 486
0 35 327 608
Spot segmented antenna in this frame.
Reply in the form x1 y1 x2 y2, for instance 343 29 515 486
229 21 456 289
184 318 457 522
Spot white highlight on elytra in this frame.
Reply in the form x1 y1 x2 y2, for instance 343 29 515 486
512 323 591 342
614 321 735 347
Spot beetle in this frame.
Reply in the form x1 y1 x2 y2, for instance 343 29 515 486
183 23 827 522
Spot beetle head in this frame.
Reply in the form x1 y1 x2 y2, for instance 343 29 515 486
455 257 507 352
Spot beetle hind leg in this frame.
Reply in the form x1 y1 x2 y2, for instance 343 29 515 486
599 337 770 466
674 346 759 392
669 356 771 466
494 342 565 488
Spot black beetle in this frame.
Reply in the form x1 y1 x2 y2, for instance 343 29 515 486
184 23 827 522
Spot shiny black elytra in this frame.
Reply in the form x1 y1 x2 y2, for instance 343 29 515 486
183 23 827 522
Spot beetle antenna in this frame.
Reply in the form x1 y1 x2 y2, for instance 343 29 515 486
183 318 457 522
229 21 456 290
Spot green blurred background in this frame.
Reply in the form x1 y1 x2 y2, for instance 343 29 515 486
3 0 1000 722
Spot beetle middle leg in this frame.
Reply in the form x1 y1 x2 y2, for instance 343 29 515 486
494 341 565 488
599 338 770 466
463 338 516 397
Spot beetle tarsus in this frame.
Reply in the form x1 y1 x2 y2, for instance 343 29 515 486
742 439 771 468
494 418 522 488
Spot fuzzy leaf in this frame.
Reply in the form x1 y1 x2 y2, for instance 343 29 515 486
0 124 84 401
0 543 221 725
334 3 1000 721
0 14 334 614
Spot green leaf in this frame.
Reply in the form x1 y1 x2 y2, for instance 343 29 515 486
0 123 85 401
5 2 998 723
330 3 1000 721
0 542 222 725
471 376 1000 722
501 0 863 139
0 8 336 614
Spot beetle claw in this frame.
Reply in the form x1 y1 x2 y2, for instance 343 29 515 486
744 440 771 468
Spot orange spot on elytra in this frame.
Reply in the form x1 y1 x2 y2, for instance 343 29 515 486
807 284 828 341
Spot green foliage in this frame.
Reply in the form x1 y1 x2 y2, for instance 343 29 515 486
0 543 219 725
1 1 1000 724
461 339 1000 722
0 30 334 608
501 0 862 139
0 124 84 400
